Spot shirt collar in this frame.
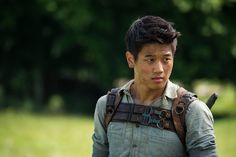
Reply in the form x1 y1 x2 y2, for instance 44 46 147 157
164 80 179 99
120 79 134 95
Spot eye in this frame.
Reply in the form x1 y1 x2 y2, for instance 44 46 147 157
145 58 155 63
163 57 171 63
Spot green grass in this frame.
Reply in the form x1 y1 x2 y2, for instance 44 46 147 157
0 111 93 157
0 111 236 157
215 117 236 157
0 80 234 156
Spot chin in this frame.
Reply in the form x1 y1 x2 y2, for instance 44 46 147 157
152 82 167 89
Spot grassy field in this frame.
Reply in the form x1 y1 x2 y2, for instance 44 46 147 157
214 116 236 157
0 111 236 157
0 112 93 157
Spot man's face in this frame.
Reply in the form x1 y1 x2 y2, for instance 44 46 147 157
126 43 174 91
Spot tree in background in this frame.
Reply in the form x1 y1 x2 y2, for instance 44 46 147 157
0 0 235 113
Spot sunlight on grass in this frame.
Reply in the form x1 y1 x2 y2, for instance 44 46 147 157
215 117 236 157
0 111 236 157
0 111 93 157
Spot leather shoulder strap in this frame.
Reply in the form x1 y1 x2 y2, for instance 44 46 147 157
104 88 123 128
172 87 197 145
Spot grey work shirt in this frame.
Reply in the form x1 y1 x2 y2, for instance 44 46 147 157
92 80 217 157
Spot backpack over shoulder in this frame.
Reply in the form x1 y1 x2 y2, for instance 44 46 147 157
104 87 218 145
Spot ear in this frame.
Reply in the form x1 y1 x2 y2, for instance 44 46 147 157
126 51 135 68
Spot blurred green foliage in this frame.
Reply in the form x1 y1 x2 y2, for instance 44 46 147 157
193 80 236 116
0 0 236 113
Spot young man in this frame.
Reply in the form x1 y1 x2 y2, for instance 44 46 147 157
92 16 217 157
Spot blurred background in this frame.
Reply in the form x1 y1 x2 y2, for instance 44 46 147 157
0 0 236 156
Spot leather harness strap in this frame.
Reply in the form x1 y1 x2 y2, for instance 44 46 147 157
172 87 197 145
104 88 123 128
105 87 198 145
111 102 176 132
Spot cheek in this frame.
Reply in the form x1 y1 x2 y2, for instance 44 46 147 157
134 65 151 78
140 65 152 74
164 63 173 74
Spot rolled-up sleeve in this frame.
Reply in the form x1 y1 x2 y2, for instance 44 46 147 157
185 100 217 157
92 95 109 157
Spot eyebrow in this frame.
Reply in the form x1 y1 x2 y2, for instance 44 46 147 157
144 54 155 58
144 53 172 58
163 53 172 57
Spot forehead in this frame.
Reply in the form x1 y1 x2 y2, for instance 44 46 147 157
139 43 172 56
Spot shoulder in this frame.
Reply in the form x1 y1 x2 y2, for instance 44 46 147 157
176 85 211 117
94 95 108 116
95 87 123 112
188 99 212 116
186 99 214 124
97 94 108 106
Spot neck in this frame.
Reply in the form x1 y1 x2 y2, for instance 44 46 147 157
131 82 165 106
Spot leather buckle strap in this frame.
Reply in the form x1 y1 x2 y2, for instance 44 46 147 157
111 103 175 132
106 92 116 114
141 106 171 129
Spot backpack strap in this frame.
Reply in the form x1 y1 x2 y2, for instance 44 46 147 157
104 88 124 128
104 86 216 146
172 87 197 145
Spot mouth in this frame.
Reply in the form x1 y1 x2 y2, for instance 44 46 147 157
151 77 164 83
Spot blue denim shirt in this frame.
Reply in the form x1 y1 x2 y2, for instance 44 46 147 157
92 80 217 157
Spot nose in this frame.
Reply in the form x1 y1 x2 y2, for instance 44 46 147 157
153 61 164 73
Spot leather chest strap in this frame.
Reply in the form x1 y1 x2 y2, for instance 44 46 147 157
111 103 175 132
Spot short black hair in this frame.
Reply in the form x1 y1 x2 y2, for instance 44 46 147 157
125 16 181 59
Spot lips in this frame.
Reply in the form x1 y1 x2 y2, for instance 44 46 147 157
151 77 164 83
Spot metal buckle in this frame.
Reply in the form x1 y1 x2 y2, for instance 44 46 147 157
175 103 185 114
141 107 164 129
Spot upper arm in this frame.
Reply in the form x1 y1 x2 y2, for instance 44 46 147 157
185 100 217 157
92 95 109 157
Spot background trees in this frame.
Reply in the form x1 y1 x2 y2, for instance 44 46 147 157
0 0 235 113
